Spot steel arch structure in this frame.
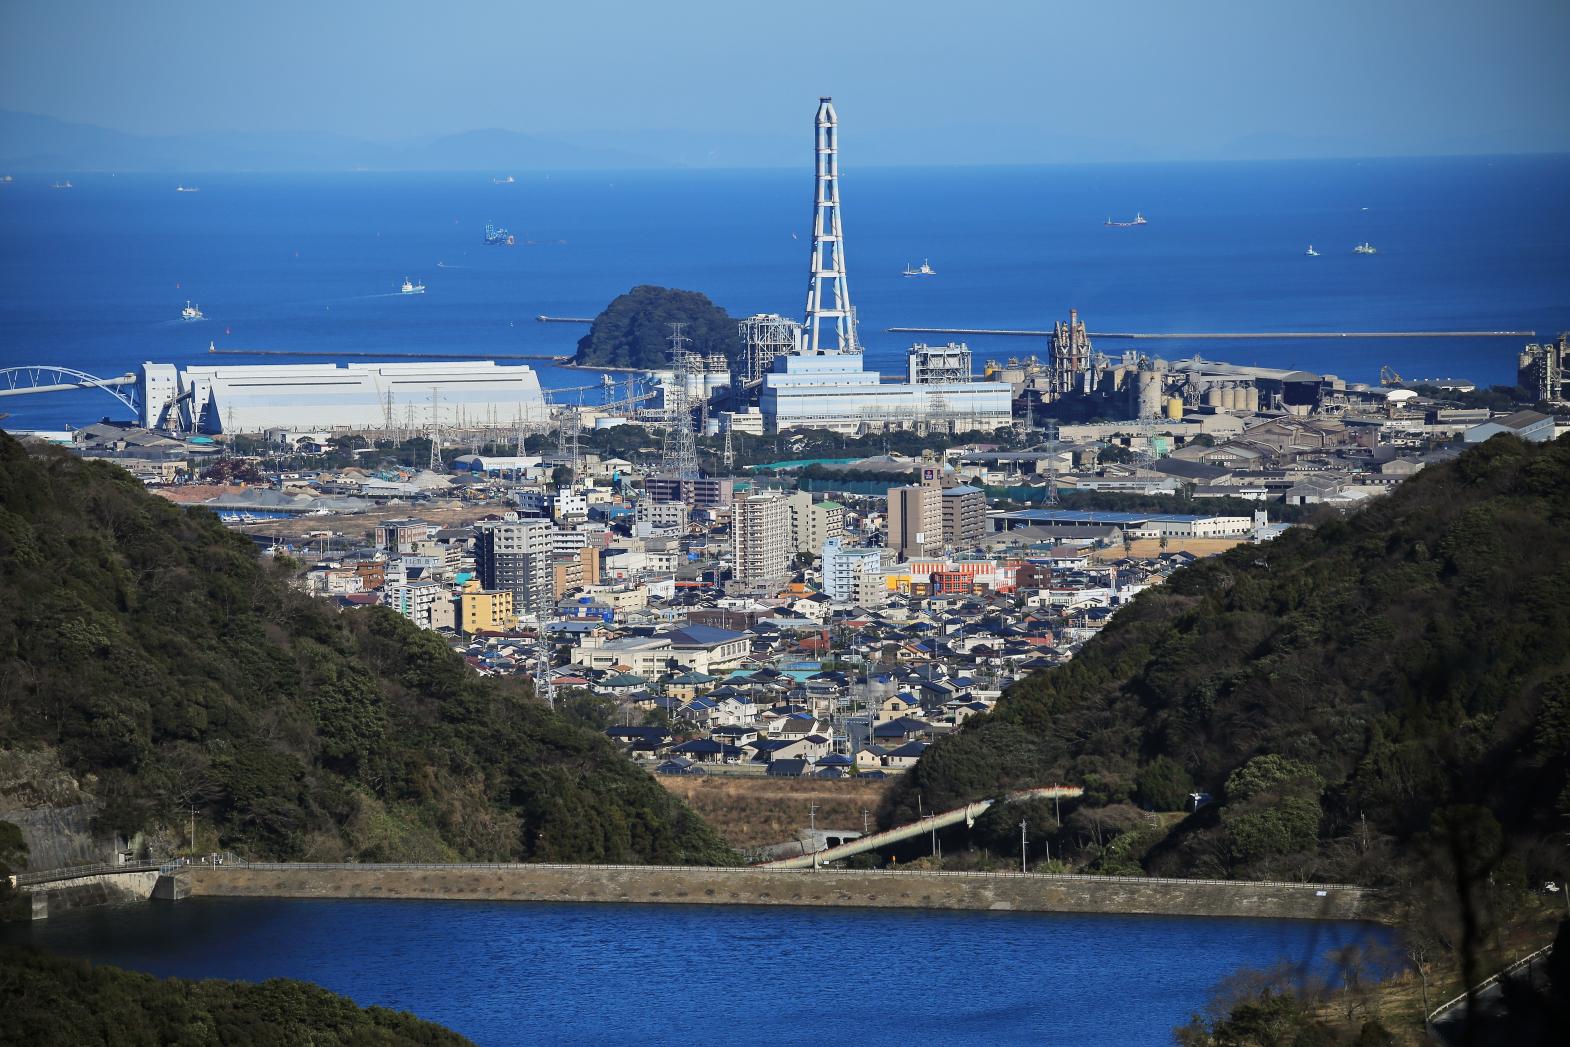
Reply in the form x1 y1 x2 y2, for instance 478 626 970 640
0 365 140 416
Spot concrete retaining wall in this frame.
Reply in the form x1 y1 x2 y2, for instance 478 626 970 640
24 871 161 919
188 865 1379 923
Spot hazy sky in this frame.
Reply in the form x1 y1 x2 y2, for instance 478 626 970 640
3 0 1568 162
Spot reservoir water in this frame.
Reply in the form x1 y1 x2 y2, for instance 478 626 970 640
1 157 1568 431
7 898 1392 1045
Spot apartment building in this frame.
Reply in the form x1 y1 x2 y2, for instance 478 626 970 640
731 492 791 585
784 492 844 554
941 484 988 549
887 477 942 561
821 537 886 606
475 517 555 615
457 580 516 635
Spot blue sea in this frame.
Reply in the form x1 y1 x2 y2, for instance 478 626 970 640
1 157 1568 431
6 898 1393 1046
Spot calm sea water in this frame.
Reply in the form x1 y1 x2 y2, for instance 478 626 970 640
6 898 1392 1046
1 157 1567 431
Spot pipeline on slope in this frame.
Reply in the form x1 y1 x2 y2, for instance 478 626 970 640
760 785 1084 870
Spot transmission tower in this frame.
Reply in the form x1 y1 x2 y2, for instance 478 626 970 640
803 97 858 355
556 402 583 477
722 424 735 470
660 323 700 480
427 387 442 472
533 616 555 711
1043 423 1059 507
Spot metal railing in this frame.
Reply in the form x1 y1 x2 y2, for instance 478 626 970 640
16 851 240 887
199 857 1368 894
1426 942 1556 1024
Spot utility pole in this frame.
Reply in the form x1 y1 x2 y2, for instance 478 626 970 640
809 802 820 871
1020 818 1028 874
190 805 196 853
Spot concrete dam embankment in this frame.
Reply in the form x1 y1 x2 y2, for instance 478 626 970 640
183 863 1380 923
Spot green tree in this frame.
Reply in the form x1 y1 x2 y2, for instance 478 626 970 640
574 285 739 369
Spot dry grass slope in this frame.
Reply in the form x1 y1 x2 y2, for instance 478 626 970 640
659 776 893 849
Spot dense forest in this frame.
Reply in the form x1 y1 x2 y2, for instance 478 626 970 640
888 434 1570 893
0 946 471 1046
572 285 741 370
0 435 733 865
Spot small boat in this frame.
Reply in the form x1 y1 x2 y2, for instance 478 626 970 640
903 259 936 277
181 300 204 321
0 175 13 185
493 175 515 184
401 278 426 295
50 180 73 190
1105 212 1146 227
1354 242 1378 255
1305 245 1320 257
176 185 200 193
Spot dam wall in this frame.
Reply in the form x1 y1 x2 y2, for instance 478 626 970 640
186 863 1380 923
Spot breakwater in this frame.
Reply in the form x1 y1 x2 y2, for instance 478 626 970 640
182 863 1380 923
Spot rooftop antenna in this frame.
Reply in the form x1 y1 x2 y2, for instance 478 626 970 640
803 97 858 355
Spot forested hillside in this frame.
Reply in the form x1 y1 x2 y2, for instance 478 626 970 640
0 946 472 1046
573 285 739 369
889 434 1570 890
0 435 733 865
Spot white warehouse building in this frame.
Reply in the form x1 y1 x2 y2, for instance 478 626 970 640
760 353 1012 434
139 359 549 434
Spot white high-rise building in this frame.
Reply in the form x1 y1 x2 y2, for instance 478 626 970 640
822 538 886 606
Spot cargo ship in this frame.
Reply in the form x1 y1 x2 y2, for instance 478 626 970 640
182 301 204 321
1354 242 1378 255
483 222 515 246
1105 212 1146 227
902 259 936 277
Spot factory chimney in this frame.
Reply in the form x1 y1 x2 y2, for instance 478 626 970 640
803 97 858 355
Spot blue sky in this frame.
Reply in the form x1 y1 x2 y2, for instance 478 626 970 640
2 0 1567 164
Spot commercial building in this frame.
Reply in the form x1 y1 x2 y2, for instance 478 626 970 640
375 518 432 555
475 518 555 616
887 477 942 560
1464 410 1555 444
645 474 735 508
732 492 792 585
785 492 844 555
138 359 548 434
989 508 1255 539
822 538 886 606
941 485 987 549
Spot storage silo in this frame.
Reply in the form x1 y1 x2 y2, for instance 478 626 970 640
1205 383 1223 408
1137 367 1162 418
1244 384 1260 412
1166 396 1184 420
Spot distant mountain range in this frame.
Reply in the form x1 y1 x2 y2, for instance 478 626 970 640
4 110 1560 172
0 111 664 172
